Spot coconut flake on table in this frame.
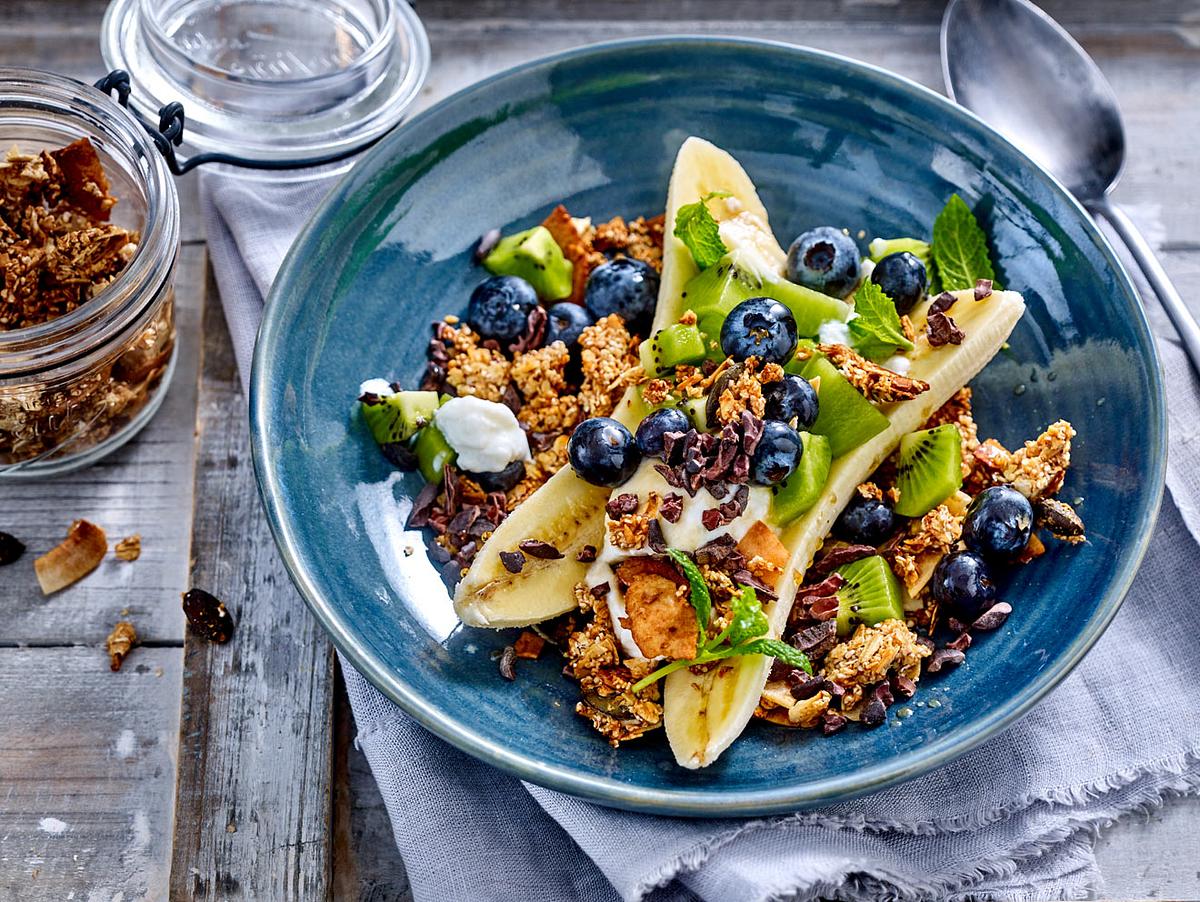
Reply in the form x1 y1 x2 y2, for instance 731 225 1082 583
433 396 532 474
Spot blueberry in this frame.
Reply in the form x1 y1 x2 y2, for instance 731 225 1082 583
467 275 538 342
871 252 927 315
544 302 593 348
584 258 659 330
635 407 690 459
568 417 641 487
786 227 861 299
751 420 803 485
719 298 798 365
763 374 819 430
467 460 526 494
930 551 997 619
963 485 1034 559
834 495 897 545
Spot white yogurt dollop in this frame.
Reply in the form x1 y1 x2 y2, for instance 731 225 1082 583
433 396 531 473
359 378 394 397
818 318 853 346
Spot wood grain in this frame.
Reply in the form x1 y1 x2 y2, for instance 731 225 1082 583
0 244 205 645
0 646 182 901
168 266 336 900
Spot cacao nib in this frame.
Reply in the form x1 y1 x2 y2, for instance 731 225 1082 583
660 493 684 524
972 602 1012 631
518 539 563 560
380 441 419 471
872 681 895 708
860 696 888 727
822 711 848 736
440 559 463 584
606 493 639 518
810 545 876 579
974 278 993 301
927 648 966 673
528 430 557 453
661 430 686 465
891 674 917 699
929 291 957 316
798 573 847 600
407 482 441 529
498 645 517 681
647 520 667 554
589 583 610 599
809 595 840 621
787 673 827 699
791 620 838 658
740 411 764 456
947 631 973 652
927 311 965 347
500 383 523 415
181 588 235 643
706 481 729 500
447 506 480 534
947 617 969 635
428 542 453 564
0 531 26 566
701 508 721 531
499 550 525 573
508 305 549 356
576 545 597 563
729 453 750 483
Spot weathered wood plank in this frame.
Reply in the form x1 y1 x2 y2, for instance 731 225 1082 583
0 244 205 645
169 263 336 900
0 646 182 901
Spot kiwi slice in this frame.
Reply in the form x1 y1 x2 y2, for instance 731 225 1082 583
800 357 889 457
893 424 963 517
683 251 851 342
413 424 457 483
682 397 709 432
834 555 904 636
868 237 932 268
361 390 440 445
639 323 707 377
483 225 573 301
770 432 832 526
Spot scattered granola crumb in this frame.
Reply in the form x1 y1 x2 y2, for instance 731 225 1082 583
578 314 639 417
817 344 929 402
114 534 141 562
822 620 931 712
106 620 136 672
513 630 545 660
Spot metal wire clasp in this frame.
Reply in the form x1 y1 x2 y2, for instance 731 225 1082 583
92 69 376 174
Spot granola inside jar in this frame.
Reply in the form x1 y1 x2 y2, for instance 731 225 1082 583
0 68 180 477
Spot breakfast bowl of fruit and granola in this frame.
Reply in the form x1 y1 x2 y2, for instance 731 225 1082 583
251 38 1164 814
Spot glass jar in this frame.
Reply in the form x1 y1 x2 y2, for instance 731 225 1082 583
0 68 180 478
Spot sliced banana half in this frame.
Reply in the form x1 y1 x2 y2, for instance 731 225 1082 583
453 137 772 628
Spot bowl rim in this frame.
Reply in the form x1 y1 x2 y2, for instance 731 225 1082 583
250 34 1166 815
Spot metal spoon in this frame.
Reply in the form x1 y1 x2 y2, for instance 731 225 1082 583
941 0 1200 371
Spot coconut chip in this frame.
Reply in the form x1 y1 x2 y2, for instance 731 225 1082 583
35 519 107 594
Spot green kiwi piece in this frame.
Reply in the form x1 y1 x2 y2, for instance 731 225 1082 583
834 555 904 636
414 424 456 483
361 390 440 445
483 225 573 301
682 396 709 432
800 357 889 457
893 424 963 517
770 432 832 526
638 323 707 377
868 237 932 268
683 251 851 344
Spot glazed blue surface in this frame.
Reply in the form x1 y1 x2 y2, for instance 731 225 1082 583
251 38 1164 815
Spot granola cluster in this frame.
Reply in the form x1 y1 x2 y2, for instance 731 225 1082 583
0 139 139 329
815 343 930 403
0 138 175 468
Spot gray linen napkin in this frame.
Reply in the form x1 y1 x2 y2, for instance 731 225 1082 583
202 164 1200 901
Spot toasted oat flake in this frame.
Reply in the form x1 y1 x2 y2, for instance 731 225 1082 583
1003 420 1075 501
818 344 929 403
822 620 931 712
114 534 141 562
578 314 639 418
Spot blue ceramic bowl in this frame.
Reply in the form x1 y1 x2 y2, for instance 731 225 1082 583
251 37 1164 815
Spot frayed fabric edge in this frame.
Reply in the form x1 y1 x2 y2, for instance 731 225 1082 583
631 747 1200 901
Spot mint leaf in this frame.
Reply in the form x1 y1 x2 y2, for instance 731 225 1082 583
674 192 731 270
848 279 914 361
727 584 769 646
667 548 710 632
931 194 996 291
741 638 813 675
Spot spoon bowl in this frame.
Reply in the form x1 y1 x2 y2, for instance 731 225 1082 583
943 0 1200 372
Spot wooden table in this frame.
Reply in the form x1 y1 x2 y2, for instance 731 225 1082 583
1 2 1197 899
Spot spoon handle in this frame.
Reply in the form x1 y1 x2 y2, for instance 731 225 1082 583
1089 197 1200 374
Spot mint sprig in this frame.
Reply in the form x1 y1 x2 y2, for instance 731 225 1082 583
630 583 811 693
931 194 997 291
667 548 710 633
848 279 914 361
673 191 732 270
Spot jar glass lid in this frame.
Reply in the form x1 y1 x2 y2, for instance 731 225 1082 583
101 0 429 164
